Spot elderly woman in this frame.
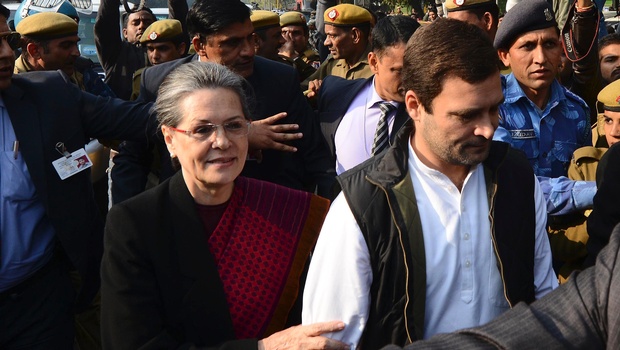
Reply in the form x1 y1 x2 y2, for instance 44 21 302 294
101 62 347 350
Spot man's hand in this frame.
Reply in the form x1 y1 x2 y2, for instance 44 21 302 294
280 31 299 59
305 79 322 99
249 112 302 152
257 321 349 350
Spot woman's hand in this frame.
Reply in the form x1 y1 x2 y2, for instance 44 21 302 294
257 321 349 350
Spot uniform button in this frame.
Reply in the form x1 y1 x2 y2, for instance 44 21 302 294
464 233 470 240
464 260 471 268
542 152 548 158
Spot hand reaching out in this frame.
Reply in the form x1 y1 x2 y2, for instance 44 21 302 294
249 112 303 152
258 321 350 350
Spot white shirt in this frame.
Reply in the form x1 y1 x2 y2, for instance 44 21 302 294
334 77 398 175
302 141 558 348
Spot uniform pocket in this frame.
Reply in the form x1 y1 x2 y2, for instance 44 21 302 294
551 141 579 163
511 131 539 160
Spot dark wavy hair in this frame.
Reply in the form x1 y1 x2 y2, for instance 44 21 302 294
187 0 251 40
402 18 500 113
371 15 420 57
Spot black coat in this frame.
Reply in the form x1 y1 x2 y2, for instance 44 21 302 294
101 173 259 350
586 142 620 266
2 70 152 309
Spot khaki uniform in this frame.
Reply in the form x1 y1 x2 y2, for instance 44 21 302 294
593 114 609 148
310 46 373 81
568 146 607 181
14 54 86 91
301 47 320 68
549 131 607 283
550 74 620 282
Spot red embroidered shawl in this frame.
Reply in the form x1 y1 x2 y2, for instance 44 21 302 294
206 177 329 339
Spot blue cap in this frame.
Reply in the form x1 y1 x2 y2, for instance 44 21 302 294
494 0 557 49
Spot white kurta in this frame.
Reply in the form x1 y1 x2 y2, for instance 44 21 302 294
302 142 558 348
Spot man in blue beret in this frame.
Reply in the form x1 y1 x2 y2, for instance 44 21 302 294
493 0 596 223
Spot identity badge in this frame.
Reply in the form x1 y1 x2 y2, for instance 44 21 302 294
509 129 536 140
52 148 93 180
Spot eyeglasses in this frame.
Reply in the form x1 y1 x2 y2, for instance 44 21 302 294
169 119 251 141
0 31 21 51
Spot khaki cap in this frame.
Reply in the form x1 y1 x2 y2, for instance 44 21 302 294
140 19 183 43
280 11 306 27
598 79 620 112
324 4 372 27
445 0 496 12
251 10 281 30
16 12 77 40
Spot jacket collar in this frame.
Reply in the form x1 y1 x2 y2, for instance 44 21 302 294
366 120 511 188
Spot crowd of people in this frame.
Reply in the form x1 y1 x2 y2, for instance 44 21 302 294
1 0 620 349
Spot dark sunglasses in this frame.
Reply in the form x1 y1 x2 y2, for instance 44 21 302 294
0 31 22 50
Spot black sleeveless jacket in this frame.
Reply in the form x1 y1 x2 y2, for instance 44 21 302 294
337 123 537 349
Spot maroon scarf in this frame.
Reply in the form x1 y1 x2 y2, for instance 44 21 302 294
206 177 329 339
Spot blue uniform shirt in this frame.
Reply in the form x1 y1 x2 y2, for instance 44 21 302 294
495 74 592 177
494 74 595 215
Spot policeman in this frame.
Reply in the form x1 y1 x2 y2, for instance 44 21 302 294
15 12 79 75
130 19 186 100
280 11 320 69
307 3 373 81
251 10 285 61
15 11 114 97
250 10 316 81
140 19 186 66
549 78 620 282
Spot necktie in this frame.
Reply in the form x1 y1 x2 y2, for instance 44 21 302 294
371 102 395 155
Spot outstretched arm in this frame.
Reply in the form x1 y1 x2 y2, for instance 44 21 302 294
538 176 596 215
94 0 123 70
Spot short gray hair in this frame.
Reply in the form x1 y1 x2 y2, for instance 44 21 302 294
155 61 252 128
